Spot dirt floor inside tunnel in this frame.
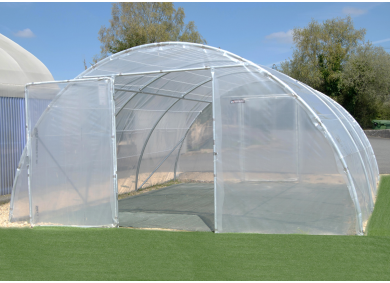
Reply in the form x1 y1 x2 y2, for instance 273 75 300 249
118 183 215 232
118 176 357 235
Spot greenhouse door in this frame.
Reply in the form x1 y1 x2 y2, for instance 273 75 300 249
215 95 298 233
238 96 298 182
26 78 118 227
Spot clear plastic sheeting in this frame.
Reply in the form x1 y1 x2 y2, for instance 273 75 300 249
175 104 214 183
10 42 378 234
138 99 209 189
263 67 375 227
9 147 29 222
26 78 117 227
77 44 245 80
214 70 356 234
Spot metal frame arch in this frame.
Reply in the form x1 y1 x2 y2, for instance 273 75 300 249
70 41 367 234
134 78 212 190
115 73 170 116
144 67 255 184
76 42 248 80
137 105 207 190
322 95 380 185
296 81 374 212
242 65 364 235
115 73 171 147
172 68 266 183
114 66 213 149
173 103 212 180
256 65 379 188
306 85 378 196
113 62 243 122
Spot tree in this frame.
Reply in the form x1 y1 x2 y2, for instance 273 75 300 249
276 16 390 127
96 3 206 60
279 16 365 99
340 43 390 128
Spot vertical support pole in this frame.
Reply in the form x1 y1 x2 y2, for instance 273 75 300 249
239 102 245 181
110 76 119 227
0 98 3 195
296 100 300 182
25 85 33 227
211 68 218 233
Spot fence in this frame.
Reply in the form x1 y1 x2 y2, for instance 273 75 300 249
0 97 26 195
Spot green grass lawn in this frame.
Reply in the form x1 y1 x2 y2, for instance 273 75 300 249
1 176 390 281
367 175 390 236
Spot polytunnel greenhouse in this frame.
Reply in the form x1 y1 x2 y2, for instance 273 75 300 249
9 42 379 235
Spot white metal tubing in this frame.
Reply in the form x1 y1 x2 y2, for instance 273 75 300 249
134 79 212 190
238 101 244 181
211 68 218 233
133 98 180 190
115 88 211 103
8 146 27 221
296 81 374 211
115 73 170 117
314 91 376 182
310 86 378 201
330 99 380 185
26 77 110 86
115 73 171 148
82 64 245 79
76 41 247 79
114 61 225 120
138 135 186 190
252 67 364 235
25 85 33 227
173 104 210 180
295 99 300 181
113 61 241 118
110 76 119 227
27 77 113 134
342 108 380 181
117 69 255 106
25 42 368 232
36 136 87 203
211 59 363 233
25 77 113 227
138 79 212 179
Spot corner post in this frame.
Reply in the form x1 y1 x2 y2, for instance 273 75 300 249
25 85 33 227
211 67 218 233
110 76 119 227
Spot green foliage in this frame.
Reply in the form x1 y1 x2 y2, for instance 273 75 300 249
367 175 390 236
380 100 390 121
280 16 365 97
340 43 390 128
278 16 390 127
96 3 206 61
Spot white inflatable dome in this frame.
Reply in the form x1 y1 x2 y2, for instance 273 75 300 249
0 33 53 97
